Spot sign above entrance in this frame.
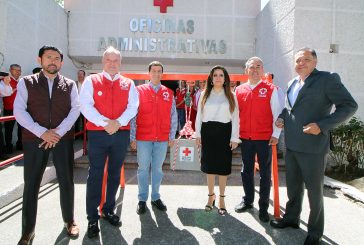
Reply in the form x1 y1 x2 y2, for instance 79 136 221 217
154 0 173 13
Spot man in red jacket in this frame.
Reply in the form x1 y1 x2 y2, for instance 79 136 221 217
3 64 23 153
80 46 139 238
130 61 177 215
234 57 283 222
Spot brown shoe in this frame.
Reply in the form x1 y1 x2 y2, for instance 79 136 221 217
65 221 79 237
17 232 35 245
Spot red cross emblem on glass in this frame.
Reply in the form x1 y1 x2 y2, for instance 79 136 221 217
182 147 191 156
154 0 173 13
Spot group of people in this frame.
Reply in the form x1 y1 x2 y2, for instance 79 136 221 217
194 48 357 245
3 44 357 245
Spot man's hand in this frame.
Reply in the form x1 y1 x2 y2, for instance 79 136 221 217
230 142 238 150
3 76 11 86
275 118 284 128
195 137 201 146
39 129 60 149
303 123 321 135
130 141 137 151
39 141 56 149
40 129 60 145
104 120 121 135
269 136 279 145
168 140 175 148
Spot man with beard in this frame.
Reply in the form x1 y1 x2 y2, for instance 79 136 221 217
14 45 80 244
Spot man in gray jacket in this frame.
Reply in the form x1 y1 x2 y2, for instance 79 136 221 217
270 47 358 245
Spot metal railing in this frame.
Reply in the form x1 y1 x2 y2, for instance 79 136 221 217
0 116 87 168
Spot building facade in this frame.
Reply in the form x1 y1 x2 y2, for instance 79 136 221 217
0 0 363 118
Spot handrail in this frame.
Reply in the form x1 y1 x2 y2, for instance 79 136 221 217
0 116 87 168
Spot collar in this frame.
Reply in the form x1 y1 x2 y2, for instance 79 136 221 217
148 81 161 90
247 79 262 89
102 71 120 81
10 75 19 82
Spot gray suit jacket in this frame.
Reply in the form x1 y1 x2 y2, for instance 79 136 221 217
280 69 358 154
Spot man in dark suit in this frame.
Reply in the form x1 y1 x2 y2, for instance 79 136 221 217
270 48 358 245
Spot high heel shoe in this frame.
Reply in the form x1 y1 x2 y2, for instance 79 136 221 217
218 195 227 215
205 193 215 212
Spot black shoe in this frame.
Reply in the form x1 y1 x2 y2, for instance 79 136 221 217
102 211 122 226
17 232 35 245
304 235 322 245
259 211 270 223
234 200 253 213
87 221 100 239
151 199 167 211
270 218 299 229
137 201 147 215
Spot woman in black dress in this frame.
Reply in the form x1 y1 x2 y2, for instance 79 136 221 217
195 65 240 215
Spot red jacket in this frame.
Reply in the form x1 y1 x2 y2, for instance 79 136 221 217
236 80 275 140
86 73 131 131
3 77 17 110
136 84 173 141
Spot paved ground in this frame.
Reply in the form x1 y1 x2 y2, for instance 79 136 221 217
1 165 364 245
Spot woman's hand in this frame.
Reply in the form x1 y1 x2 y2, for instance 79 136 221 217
195 137 201 146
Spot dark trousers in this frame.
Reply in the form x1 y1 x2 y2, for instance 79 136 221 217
240 139 272 212
4 109 22 148
0 122 5 156
74 115 84 137
177 108 185 131
284 149 326 238
86 130 129 222
22 139 75 235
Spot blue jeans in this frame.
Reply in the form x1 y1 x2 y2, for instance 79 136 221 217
177 108 186 131
137 141 168 201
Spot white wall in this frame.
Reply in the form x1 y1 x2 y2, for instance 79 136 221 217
256 0 364 119
1 0 77 79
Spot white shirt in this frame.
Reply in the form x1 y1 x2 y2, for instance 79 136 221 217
194 89 240 143
14 73 80 138
288 79 305 106
0 80 13 114
79 71 139 127
0 81 13 97
246 80 283 139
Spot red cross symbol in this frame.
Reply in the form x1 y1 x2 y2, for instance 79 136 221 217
154 0 173 13
182 147 191 156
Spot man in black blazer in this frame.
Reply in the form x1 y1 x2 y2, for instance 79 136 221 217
270 48 358 245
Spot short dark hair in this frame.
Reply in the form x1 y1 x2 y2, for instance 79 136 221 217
148 61 164 73
78 69 86 76
296 47 317 59
38 45 64 61
32 67 42 74
10 64 21 70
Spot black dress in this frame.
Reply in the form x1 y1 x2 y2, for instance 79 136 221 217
200 121 232 175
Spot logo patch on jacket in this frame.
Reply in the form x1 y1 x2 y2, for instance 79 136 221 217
163 91 170 101
120 81 129 90
258 88 267 97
